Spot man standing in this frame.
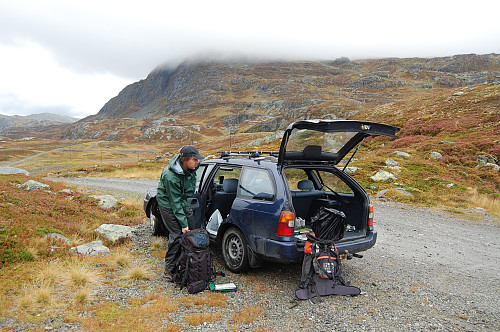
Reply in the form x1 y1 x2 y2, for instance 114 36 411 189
156 145 204 280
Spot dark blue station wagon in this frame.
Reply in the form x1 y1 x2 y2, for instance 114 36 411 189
144 120 399 272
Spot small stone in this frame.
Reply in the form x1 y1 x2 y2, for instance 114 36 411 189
429 151 443 159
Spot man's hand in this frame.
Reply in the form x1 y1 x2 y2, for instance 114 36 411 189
181 227 189 234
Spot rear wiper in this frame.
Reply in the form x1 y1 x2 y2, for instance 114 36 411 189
342 143 361 172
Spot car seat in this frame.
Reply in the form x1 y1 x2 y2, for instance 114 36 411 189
207 178 238 219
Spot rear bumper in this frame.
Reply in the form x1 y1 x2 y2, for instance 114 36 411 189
252 231 377 263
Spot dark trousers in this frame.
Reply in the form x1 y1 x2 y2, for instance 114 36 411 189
158 205 193 274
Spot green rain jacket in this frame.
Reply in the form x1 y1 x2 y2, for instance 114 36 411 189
156 154 198 228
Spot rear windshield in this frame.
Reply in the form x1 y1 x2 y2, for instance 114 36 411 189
286 129 357 154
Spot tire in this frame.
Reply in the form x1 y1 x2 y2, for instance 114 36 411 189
149 200 168 237
222 228 249 273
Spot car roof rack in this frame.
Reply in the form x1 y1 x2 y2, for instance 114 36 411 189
218 150 279 159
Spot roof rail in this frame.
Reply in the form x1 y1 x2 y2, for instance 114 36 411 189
217 151 279 159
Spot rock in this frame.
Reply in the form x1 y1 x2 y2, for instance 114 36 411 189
485 163 500 171
477 155 497 165
385 158 399 166
0 166 30 176
46 233 71 245
91 194 119 209
95 224 133 242
429 151 443 159
370 170 397 182
344 166 358 175
59 189 75 195
376 189 390 198
17 180 50 191
70 240 110 256
376 188 413 198
452 91 464 96
393 151 411 157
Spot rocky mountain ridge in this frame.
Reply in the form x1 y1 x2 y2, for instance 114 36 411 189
59 53 499 142
0 113 78 138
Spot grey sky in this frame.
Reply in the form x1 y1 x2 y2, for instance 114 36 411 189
1 0 499 119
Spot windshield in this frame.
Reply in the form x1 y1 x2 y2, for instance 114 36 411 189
286 129 357 154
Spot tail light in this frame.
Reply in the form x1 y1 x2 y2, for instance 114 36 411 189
276 211 295 237
368 204 374 231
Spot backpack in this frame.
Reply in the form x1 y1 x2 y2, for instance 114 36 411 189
295 233 360 303
174 229 217 293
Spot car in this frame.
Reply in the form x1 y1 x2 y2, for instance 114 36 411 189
144 119 399 272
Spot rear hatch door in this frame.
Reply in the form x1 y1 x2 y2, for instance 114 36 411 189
277 119 399 168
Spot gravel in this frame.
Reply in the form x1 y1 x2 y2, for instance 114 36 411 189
5 177 500 331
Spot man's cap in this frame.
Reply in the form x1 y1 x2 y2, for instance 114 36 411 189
180 145 204 160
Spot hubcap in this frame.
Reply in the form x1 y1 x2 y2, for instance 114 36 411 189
227 235 243 263
150 212 156 231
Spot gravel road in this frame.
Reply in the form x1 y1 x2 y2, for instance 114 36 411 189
43 177 500 330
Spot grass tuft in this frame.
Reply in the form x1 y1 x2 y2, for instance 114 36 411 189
232 306 265 323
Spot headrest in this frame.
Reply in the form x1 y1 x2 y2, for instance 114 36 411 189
303 145 322 159
297 179 314 191
223 178 239 193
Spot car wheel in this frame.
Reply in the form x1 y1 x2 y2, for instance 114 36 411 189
222 228 249 273
149 203 168 237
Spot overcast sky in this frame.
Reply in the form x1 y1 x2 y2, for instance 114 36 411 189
1 0 499 119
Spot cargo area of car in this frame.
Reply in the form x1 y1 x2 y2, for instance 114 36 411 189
285 166 368 243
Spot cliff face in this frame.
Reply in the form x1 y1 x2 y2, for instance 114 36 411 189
53 53 499 142
89 54 500 123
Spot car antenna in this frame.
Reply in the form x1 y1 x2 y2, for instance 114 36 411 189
342 144 361 172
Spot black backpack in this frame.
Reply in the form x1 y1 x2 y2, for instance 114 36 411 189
173 229 217 293
295 233 360 303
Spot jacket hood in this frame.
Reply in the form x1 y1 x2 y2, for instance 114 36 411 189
168 154 184 175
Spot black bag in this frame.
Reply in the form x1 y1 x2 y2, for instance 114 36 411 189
295 233 360 302
310 207 347 241
174 229 216 293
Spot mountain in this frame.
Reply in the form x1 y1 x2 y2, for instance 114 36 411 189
0 113 78 138
59 53 499 141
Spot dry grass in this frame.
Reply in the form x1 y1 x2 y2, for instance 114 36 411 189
122 263 151 281
65 261 101 289
231 306 265 323
469 188 500 215
113 249 133 268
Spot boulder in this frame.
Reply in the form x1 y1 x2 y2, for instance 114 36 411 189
429 151 443 159
17 180 50 191
91 194 119 209
70 240 110 256
344 166 358 175
370 170 397 182
0 166 30 176
95 224 133 242
385 158 399 166
46 233 71 245
393 151 411 157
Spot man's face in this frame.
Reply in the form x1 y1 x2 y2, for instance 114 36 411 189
183 156 199 170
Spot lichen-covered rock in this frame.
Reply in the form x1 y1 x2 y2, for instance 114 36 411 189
91 194 119 209
95 224 133 242
70 240 110 256
17 180 50 191
370 170 397 182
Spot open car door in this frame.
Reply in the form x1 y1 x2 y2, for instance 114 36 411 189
277 119 399 168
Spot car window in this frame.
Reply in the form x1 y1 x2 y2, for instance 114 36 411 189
283 168 311 190
239 167 275 201
315 170 354 194
212 166 241 192
287 129 357 154
195 165 208 192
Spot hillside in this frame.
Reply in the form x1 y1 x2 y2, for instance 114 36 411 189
59 53 500 142
0 113 78 139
